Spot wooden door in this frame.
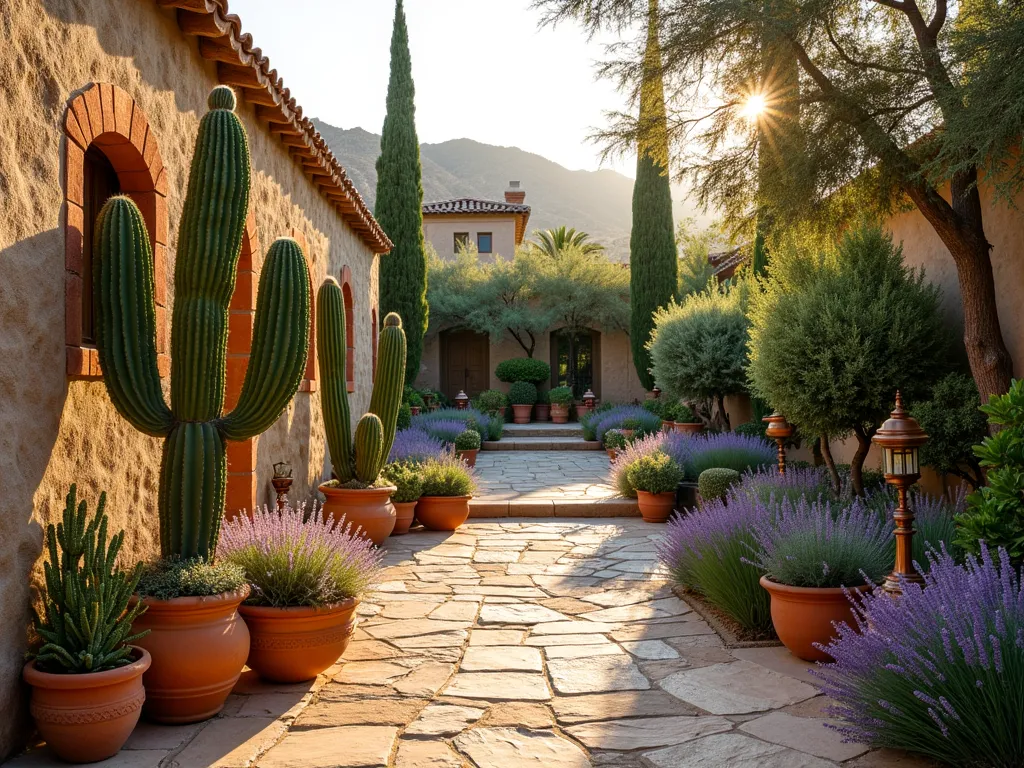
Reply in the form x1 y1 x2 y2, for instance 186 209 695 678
442 330 490 399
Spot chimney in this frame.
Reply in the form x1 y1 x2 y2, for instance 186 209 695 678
504 180 526 205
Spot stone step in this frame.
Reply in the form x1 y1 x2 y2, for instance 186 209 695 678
501 424 584 438
484 437 602 451
469 497 639 518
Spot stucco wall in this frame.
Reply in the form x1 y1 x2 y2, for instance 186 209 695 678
0 0 377 758
423 214 517 263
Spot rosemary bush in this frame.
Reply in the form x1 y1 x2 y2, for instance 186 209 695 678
419 454 478 497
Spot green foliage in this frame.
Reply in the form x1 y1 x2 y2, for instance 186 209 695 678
419 454 478 497
382 461 424 503
93 87 310 560
529 226 605 257
376 0 427 384
403 386 425 409
956 379 1024 564
621 417 642 431
677 218 718 297
734 420 767 440
486 415 505 441
396 402 412 431
475 389 507 414
698 468 741 502
911 373 987 488
507 381 539 406
664 401 697 423
495 358 551 384
136 558 247 602
455 429 482 451
533 245 631 333
625 451 684 494
604 429 628 450
31 486 148 674
548 386 574 405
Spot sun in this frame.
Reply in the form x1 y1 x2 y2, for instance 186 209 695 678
740 93 767 121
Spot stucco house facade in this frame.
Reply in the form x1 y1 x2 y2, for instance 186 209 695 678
0 0 389 757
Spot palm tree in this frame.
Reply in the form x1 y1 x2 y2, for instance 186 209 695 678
529 226 605 258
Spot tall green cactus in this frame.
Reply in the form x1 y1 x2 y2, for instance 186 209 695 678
93 86 310 560
318 278 406 484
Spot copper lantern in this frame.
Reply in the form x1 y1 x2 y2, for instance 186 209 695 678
872 391 928 594
762 412 794 475
455 390 470 410
583 389 597 408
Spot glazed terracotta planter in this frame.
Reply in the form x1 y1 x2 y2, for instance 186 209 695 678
392 501 417 535
760 576 871 662
320 484 397 546
416 495 472 531
132 587 250 723
550 403 570 424
238 599 359 683
673 422 705 436
457 448 479 467
636 490 676 523
535 404 551 421
23 647 151 763
511 404 533 424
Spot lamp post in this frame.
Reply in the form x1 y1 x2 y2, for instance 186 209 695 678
271 461 292 511
872 391 928 595
455 390 470 410
762 412 794 475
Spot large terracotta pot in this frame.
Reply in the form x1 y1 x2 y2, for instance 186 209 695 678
416 495 472 531
606 448 618 462
132 587 250 723
511 404 533 424
320 484 397 546
636 490 676 523
535 404 551 421
661 422 673 434
550 404 570 424
673 421 705 436
457 448 479 467
391 501 417 535
575 404 592 420
23 647 151 763
238 599 359 683
620 429 636 441
760 576 871 662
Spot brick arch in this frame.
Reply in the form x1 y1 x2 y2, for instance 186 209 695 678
63 82 169 379
340 265 355 393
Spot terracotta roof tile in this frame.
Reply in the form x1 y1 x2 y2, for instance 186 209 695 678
422 198 532 216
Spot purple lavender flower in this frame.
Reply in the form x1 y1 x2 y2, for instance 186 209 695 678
420 419 472 446
610 432 667 497
592 405 662 444
389 428 447 463
672 431 777 480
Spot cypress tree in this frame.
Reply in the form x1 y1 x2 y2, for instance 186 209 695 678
629 0 677 392
376 0 427 385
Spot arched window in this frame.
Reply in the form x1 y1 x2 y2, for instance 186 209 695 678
340 266 355 393
64 83 169 379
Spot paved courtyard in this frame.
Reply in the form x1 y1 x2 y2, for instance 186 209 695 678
14 519 932 767
473 452 616 502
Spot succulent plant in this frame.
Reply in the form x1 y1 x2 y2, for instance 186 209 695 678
92 86 311 560
318 279 407 484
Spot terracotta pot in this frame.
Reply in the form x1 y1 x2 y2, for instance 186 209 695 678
416 495 472 531
410 406 421 416
391 500 417 535
511 404 533 424
620 429 636 440
132 587 250 723
320 484 397 546
606 448 618 462
760 576 871 662
457 448 479 467
673 421 705 435
550 403 570 423
534 404 551 421
575 404 592 421
636 490 676 523
23 647 151 763
661 422 673 434
238 599 358 683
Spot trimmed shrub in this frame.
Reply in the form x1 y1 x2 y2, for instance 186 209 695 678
508 381 538 406
382 462 424 503
912 373 987 488
403 386 425 409
454 429 482 451
611 433 666 497
548 386 574 405
419 454 478 497
698 468 741 502
625 452 684 494
475 389 507 414
396 402 412 431
495 358 550 384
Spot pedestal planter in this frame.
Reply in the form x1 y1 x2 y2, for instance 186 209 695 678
457 448 479 468
673 422 705 436
535 404 551 422
131 587 250 723
760 576 871 662
675 481 699 513
511 404 533 424
550 404 570 424
391 501 417 535
416 495 472 531
320 484 397 546
23 647 151 763
636 490 676 523
238 599 358 683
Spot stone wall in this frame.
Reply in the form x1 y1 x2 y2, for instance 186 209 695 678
0 0 378 758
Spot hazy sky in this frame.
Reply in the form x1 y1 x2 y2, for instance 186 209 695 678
230 0 638 176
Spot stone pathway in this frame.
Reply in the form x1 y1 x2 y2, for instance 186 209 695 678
11 519 934 767
473 452 616 502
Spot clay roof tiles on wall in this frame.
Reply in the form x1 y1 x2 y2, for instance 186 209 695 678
422 198 532 216
155 0 393 254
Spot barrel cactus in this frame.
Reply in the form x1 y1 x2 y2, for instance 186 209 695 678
92 86 310 560
318 279 406 484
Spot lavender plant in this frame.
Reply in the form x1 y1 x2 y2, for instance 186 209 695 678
682 431 777 480
218 503 382 607
419 453 478 497
611 432 667 497
815 545 1024 766
592 405 662 443
739 465 837 506
388 428 447 463
911 488 965 567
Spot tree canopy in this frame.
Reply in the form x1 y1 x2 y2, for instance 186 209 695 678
529 227 605 257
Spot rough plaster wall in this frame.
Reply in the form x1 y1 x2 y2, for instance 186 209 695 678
417 334 443 391
0 0 376 758
423 215 517 263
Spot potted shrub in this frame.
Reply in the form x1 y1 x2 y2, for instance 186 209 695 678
548 386 574 424
495 358 551 387
416 454 478 531
24 486 151 763
672 403 704 435
697 467 741 505
624 451 684 523
745 498 890 661
317 278 407 546
535 389 551 422
91 88 309 724
219 504 381 683
455 428 482 467
604 428 628 462
382 461 424 534
620 416 642 440
508 381 538 424
475 389 507 419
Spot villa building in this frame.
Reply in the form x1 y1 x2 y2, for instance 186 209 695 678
0 0 388 757
421 181 531 262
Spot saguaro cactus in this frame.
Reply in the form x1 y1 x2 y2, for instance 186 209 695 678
93 86 310 560
318 278 406 484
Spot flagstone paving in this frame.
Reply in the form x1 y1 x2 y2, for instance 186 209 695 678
472 452 616 502
9 519 937 768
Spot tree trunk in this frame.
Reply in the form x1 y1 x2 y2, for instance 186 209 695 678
850 424 874 498
819 435 841 494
